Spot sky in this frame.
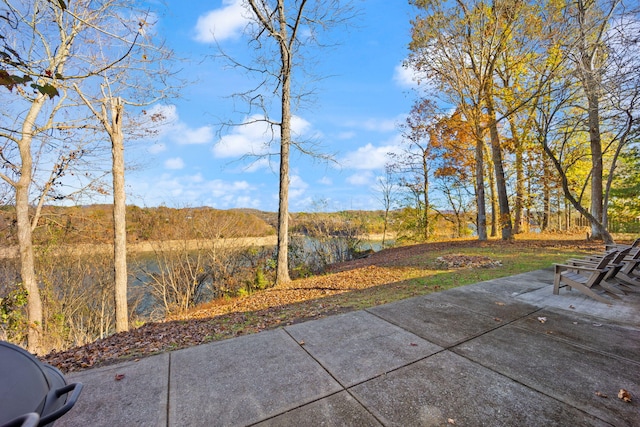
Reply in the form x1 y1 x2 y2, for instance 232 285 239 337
125 0 419 212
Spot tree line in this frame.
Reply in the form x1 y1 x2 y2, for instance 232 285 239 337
0 205 275 246
387 0 639 243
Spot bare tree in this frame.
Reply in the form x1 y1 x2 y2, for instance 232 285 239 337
74 11 176 333
0 0 155 352
217 0 355 285
375 168 398 248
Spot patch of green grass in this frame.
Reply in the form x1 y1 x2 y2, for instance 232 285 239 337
311 245 595 313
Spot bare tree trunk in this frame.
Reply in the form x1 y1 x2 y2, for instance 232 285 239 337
276 0 291 285
16 186 42 352
16 94 47 353
586 85 604 238
489 167 497 238
508 118 524 234
485 146 498 238
575 0 615 240
422 152 429 241
110 97 128 332
77 88 130 332
486 94 513 240
474 125 488 241
542 156 551 231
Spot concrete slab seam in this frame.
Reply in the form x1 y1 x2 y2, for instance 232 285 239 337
244 390 347 427
444 298 542 323
166 352 171 427
364 303 543 349
509 323 640 367
446 345 615 426
445 319 629 426
240 328 389 427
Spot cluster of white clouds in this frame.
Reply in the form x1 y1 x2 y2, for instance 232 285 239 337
130 172 261 209
143 104 214 148
393 63 418 88
130 2 425 210
139 104 407 208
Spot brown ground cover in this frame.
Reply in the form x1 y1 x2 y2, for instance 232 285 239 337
41 236 604 373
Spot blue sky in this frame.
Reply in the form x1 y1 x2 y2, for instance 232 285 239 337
126 0 418 212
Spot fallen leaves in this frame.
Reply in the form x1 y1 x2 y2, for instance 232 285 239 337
595 389 631 402
40 264 428 373
36 238 616 374
115 374 125 381
435 254 502 269
618 389 632 403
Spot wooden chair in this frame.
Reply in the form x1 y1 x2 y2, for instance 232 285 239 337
605 238 640 256
553 251 617 304
566 248 630 298
615 250 640 292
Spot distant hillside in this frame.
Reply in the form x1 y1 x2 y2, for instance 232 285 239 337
0 205 275 246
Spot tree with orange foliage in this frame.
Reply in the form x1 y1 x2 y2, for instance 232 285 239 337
429 109 477 237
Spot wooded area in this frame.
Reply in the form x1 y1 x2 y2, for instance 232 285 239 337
388 0 640 244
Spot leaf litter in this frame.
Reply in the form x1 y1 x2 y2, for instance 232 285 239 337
39 238 605 373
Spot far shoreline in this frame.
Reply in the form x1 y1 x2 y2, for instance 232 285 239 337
0 233 393 259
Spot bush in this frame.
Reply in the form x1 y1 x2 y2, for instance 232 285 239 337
0 284 28 343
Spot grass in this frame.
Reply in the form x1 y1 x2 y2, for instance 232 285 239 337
305 245 595 313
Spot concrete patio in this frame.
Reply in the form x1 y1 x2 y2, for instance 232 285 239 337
57 269 640 426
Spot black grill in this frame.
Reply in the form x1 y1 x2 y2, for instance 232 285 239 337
0 341 82 427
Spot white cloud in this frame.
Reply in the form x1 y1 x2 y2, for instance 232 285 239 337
361 118 399 132
148 143 166 154
289 174 309 199
291 115 311 135
343 115 403 133
393 61 438 94
243 157 272 173
213 115 273 158
318 176 332 185
213 114 313 159
194 0 250 43
143 104 214 145
341 140 403 170
337 131 356 140
347 171 374 186
393 62 418 88
180 126 214 145
165 157 185 170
